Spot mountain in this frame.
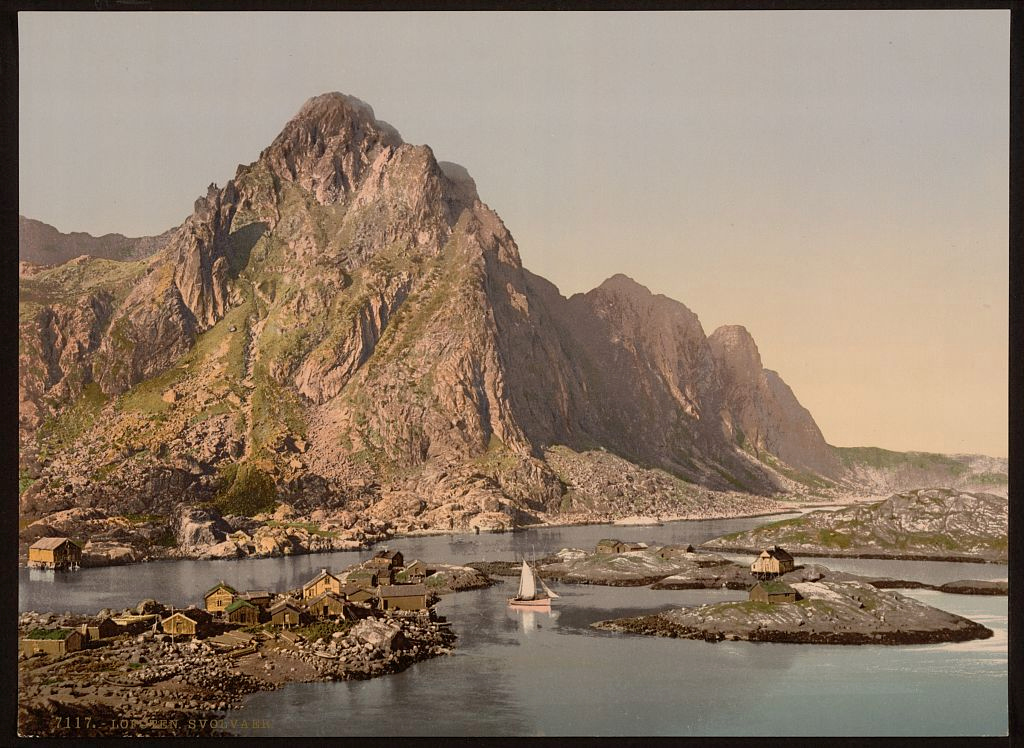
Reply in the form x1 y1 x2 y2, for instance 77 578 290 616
702 488 1008 563
19 215 175 266
17 92 1005 556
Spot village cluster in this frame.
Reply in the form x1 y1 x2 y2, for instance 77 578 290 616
22 542 436 657
598 537 801 603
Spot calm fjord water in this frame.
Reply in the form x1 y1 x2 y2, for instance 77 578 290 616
19 515 1008 736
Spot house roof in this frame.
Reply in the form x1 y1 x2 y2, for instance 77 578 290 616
597 539 622 546
302 570 340 589
763 546 794 562
204 581 237 597
30 537 81 550
243 590 271 599
269 598 302 613
378 584 427 598
225 599 257 613
347 569 377 580
163 611 199 624
25 627 76 640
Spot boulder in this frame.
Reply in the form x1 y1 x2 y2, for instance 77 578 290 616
173 506 232 553
206 540 242 559
350 618 408 653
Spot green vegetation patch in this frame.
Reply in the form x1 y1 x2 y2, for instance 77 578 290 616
37 382 108 452
213 463 277 516
293 620 353 643
834 446 969 475
25 628 75 640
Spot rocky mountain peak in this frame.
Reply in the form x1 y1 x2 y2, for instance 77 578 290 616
260 92 405 206
708 325 763 378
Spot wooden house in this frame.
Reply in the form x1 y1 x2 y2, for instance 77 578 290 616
204 581 237 613
27 537 83 570
269 599 306 627
341 582 377 604
302 569 343 600
596 539 646 554
242 590 272 608
366 549 404 571
749 580 799 604
307 591 351 620
225 599 260 625
750 546 795 578
377 583 428 611
21 628 85 657
346 569 379 589
396 559 428 582
161 609 213 637
86 617 121 641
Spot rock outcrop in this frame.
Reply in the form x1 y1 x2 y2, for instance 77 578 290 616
703 488 1008 563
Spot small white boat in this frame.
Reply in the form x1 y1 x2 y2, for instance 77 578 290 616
508 560 558 608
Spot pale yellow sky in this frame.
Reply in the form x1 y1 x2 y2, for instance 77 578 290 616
19 11 1009 457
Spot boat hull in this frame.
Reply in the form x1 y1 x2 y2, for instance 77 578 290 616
508 597 552 609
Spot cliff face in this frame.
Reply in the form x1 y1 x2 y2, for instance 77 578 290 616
19 92 867 533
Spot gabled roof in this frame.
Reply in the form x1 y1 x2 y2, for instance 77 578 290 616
204 581 237 597
225 599 257 613
340 582 369 596
762 546 794 562
378 584 427 598
244 590 271 598
374 549 402 560
30 537 81 550
302 569 340 589
163 611 200 624
269 598 302 613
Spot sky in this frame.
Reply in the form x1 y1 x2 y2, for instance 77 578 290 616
19 11 1009 458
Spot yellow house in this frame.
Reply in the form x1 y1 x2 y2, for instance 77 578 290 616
204 582 237 613
162 610 212 637
28 537 83 570
377 584 428 611
21 628 85 656
302 569 342 600
750 546 795 577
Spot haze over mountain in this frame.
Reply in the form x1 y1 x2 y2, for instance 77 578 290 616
18 93 1005 550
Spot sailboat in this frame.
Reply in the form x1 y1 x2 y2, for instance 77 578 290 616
508 560 559 608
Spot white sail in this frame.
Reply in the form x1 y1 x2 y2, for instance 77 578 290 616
538 577 559 599
517 560 537 600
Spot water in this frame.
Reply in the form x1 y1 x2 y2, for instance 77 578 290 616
18 515 1008 735
19 514 801 614
235 584 1007 736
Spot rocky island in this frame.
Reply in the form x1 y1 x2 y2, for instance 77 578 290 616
702 488 1008 564
593 579 994 645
